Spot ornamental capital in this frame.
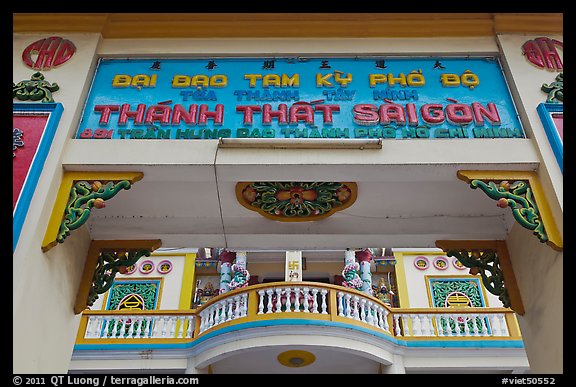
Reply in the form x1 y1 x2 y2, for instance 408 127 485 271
355 249 373 263
219 250 236 264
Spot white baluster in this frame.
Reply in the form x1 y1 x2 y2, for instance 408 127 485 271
381 307 389 332
490 314 500 336
394 315 402 336
479 314 489 336
302 288 310 313
427 315 435 336
285 287 293 312
84 317 94 339
134 316 144 338
266 289 274 314
311 288 319 313
436 315 444 336
463 316 471 336
233 295 241 319
419 315 428 336
401 315 410 336
216 303 224 325
344 294 352 318
241 293 248 317
257 290 265 314
111 317 120 338
352 296 360 320
227 298 234 321
470 314 479 336
186 316 194 338
337 292 344 316
127 316 136 338
293 288 301 312
207 307 214 330
359 299 367 322
275 288 283 313
169 317 177 337
120 318 129 339
412 315 420 336
142 316 151 338
160 317 168 337
499 314 509 336
176 316 185 338
320 289 328 314
198 312 206 334
152 316 160 337
366 301 374 325
454 315 462 336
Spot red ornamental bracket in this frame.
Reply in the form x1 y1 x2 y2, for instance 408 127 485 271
22 36 76 70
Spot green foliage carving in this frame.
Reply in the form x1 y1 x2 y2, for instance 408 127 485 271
541 72 563 103
57 180 132 244
241 182 352 219
87 249 151 307
107 281 159 310
470 179 548 244
13 72 60 103
445 249 509 308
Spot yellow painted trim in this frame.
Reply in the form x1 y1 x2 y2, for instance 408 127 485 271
393 252 410 307
150 252 189 257
457 170 562 251
42 171 144 252
235 182 358 222
396 251 446 256
13 13 563 38
179 253 197 310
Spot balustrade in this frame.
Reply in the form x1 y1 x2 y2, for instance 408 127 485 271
84 313 195 339
78 282 519 344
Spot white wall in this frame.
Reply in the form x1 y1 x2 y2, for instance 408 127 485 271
497 34 563 374
402 252 502 308
13 33 101 373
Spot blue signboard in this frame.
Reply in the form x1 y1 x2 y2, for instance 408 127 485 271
76 57 524 140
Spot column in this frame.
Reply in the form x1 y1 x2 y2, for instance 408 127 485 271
380 354 406 374
356 249 373 295
218 250 236 294
185 357 209 374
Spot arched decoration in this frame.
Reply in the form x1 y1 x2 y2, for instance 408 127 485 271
235 182 357 222
42 172 143 252
457 170 562 251
436 240 525 315
74 239 162 314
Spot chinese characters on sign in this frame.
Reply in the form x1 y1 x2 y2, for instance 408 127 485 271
285 251 303 282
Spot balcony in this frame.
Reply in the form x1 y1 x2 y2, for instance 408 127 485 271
76 281 522 349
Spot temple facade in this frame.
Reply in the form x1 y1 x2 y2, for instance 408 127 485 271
13 13 562 374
